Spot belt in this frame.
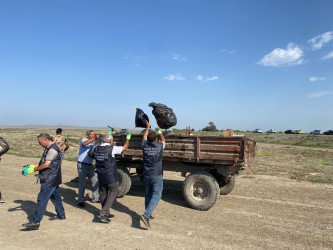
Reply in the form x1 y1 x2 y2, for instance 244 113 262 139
78 161 93 166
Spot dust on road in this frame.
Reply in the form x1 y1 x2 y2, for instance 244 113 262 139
0 154 332 250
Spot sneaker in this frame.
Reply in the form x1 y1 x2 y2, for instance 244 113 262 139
78 202 85 208
150 216 154 220
22 222 40 230
49 215 66 220
0 197 5 203
140 215 150 228
97 214 111 223
105 214 115 218
91 199 100 203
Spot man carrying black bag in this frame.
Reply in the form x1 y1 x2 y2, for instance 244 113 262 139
140 121 166 228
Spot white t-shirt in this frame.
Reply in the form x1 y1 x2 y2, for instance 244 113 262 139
100 143 123 157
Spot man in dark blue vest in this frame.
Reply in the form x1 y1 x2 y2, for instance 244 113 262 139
21 133 65 230
89 132 131 223
140 121 166 228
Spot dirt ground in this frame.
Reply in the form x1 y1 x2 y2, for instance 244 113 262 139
0 153 332 250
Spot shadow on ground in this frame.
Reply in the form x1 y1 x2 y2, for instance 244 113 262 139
8 200 54 222
127 177 188 209
61 181 146 229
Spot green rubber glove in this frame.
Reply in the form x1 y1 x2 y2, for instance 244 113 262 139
109 129 112 134
156 129 162 135
22 165 35 176
126 133 132 140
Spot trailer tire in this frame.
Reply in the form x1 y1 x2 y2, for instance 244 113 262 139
219 176 236 195
117 165 132 198
183 171 220 211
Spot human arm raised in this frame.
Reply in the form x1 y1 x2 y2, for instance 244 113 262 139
142 121 150 141
121 133 131 151
82 137 95 146
156 129 166 144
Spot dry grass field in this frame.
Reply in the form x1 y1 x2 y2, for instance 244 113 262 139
2 128 333 183
0 128 332 249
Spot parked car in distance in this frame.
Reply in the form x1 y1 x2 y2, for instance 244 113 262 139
267 129 277 133
324 130 333 135
284 130 294 134
253 129 262 133
310 130 324 135
293 130 304 134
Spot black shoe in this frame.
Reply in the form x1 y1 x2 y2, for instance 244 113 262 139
105 214 114 218
97 214 111 223
78 202 85 208
150 216 154 220
140 215 150 228
22 222 40 230
49 215 66 220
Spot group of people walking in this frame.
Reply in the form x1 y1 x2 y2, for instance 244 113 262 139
16 121 165 230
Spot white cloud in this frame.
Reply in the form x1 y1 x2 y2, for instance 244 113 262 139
309 76 327 82
196 75 219 82
308 31 333 50
206 76 219 81
173 54 186 61
308 91 333 98
221 49 236 54
322 50 333 60
258 43 304 67
196 75 203 81
163 74 185 81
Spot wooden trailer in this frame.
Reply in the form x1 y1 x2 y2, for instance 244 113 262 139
112 134 256 210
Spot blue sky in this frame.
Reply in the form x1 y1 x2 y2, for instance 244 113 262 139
1 0 332 132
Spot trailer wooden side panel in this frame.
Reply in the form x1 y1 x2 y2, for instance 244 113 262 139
113 134 255 166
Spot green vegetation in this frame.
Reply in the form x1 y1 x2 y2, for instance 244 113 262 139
1 127 332 184
202 121 218 132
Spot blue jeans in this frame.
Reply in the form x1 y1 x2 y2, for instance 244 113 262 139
33 186 65 223
77 162 99 202
143 175 163 218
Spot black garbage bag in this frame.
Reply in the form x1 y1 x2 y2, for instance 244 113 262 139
0 137 10 157
148 102 177 129
135 108 149 128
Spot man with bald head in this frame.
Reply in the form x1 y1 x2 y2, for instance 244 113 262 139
89 132 131 222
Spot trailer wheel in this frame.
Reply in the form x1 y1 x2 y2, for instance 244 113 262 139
117 165 132 198
219 175 236 195
183 171 220 211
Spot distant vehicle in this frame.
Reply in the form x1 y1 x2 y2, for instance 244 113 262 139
267 129 277 133
323 130 333 135
284 130 294 134
253 129 262 133
310 130 324 135
293 130 304 134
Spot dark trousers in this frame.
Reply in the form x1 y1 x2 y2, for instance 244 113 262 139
99 182 119 216
33 185 65 223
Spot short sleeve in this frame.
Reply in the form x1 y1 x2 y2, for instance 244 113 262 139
111 146 123 157
45 148 59 161
142 140 148 147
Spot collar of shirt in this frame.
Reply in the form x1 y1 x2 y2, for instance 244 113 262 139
100 143 110 147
